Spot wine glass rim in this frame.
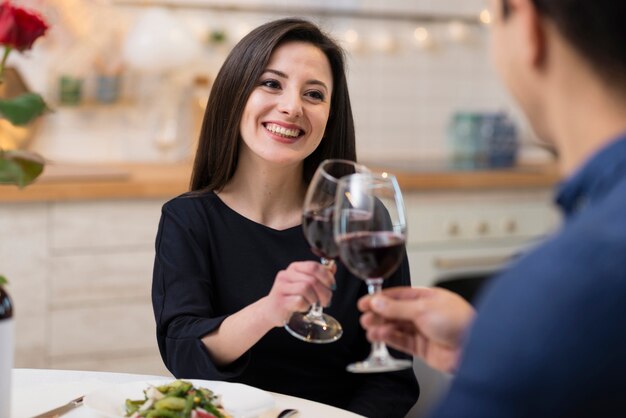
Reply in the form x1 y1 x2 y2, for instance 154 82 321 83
318 159 370 183
336 171 399 185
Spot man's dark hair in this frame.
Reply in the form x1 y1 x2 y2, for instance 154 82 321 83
190 18 356 192
502 0 626 90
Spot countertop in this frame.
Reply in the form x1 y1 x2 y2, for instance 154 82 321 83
0 162 561 203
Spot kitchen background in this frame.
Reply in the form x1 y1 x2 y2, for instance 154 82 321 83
1 2 561 414
9 0 552 165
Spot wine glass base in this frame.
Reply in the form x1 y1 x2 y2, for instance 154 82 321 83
284 312 343 344
346 358 412 373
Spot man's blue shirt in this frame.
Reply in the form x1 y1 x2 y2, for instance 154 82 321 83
432 134 626 417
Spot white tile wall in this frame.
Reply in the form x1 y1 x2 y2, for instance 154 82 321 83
28 0 522 163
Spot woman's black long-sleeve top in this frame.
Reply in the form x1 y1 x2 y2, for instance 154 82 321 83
152 191 419 417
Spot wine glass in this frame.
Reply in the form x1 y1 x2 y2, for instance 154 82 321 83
334 172 413 372
285 159 369 343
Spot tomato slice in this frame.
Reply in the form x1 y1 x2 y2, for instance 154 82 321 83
194 409 217 418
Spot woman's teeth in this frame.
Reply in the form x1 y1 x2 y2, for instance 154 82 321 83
265 123 301 138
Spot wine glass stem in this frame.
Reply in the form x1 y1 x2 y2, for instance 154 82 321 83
366 278 383 295
306 257 334 320
365 277 391 361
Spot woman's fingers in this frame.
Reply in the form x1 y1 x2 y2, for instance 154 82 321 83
276 263 334 307
293 261 336 289
282 294 311 315
277 272 320 305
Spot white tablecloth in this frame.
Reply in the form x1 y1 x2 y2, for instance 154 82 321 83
11 368 363 418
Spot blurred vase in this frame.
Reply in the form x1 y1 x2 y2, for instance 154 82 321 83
0 283 14 418
0 67 42 150
122 8 201 74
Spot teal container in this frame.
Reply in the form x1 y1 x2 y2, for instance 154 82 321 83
447 112 484 169
96 75 121 104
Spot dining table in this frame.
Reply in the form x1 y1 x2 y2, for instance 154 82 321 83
11 368 364 418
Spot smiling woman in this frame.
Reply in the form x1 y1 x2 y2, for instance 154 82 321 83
151 18 419 418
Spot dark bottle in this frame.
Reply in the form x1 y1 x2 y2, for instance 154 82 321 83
0 284 13 319
0 280 14 418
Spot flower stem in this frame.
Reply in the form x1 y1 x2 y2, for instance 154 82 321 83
0 47 13 83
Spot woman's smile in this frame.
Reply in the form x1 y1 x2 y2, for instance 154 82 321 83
263 122 305 143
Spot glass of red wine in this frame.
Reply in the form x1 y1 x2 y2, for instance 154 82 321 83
334 172 413 372
285 159 369 343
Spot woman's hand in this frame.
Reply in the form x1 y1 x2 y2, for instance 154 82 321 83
358 286 475 373
262 261 336 327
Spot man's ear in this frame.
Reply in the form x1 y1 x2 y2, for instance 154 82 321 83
509 0 547 69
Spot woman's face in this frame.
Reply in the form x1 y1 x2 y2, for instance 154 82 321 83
239 41 333 168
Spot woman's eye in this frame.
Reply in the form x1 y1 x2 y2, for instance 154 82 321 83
306 90 325 101
260 79 281 89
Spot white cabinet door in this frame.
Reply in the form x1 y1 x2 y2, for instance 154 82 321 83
1 198 170 375
0 203 48 367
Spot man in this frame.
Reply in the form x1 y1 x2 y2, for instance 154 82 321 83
359 0 626 416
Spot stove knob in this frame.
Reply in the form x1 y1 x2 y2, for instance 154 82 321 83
477 221 489 235
446 222 460 236
504 219 517 234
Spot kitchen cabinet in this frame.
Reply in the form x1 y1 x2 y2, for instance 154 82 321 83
0 199 170 376
404 188 561 288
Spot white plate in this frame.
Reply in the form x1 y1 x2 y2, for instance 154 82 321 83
83 379 275 418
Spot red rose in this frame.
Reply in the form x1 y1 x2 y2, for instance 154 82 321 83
0 1 48 51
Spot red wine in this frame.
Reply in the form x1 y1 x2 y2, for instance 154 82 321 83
302 208 337 259
338 231 405 279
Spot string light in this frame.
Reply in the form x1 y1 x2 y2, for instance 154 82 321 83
414 27 429 42
479 8 492 25
344 29 359 44
413 26 434 50
342 29 362 53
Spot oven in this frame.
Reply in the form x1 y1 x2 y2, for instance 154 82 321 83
404 189 561 305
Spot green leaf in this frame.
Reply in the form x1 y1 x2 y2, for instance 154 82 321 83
0 149 45 188
0 92 48 125
0 275 7 286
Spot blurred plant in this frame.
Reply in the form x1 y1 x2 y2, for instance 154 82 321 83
0 0 48 188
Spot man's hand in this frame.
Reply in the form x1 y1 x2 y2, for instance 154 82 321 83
358 286 475 373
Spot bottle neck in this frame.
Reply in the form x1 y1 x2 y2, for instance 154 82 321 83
0 287 13 320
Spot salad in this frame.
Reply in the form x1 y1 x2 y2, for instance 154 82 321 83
124 380 232 418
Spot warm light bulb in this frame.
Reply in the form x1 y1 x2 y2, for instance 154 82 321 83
448 21 469 42
370 31 396 53
345 29 359 44
413 27 434 50
480 9 492 25
414 27 429 42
